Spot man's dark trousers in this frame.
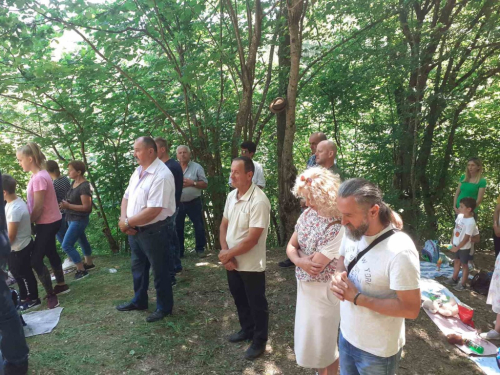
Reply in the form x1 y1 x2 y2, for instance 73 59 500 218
227 270 268 345
176 197 206 256
129 217 174 313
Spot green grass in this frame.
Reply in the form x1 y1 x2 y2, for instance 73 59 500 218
24 250 301 375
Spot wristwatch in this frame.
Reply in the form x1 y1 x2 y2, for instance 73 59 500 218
194 181 197 187
125 218 130 228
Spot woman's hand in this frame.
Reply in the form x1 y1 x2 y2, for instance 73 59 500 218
297 254 323 276
454 207 459 214
59 200 69 209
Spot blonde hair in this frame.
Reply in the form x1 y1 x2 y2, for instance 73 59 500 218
464 158 483 184
464 157 483 184
18 142 46 169
292 167 341 218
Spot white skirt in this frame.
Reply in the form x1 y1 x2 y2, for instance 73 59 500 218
487 256 500 313
294 279 340 368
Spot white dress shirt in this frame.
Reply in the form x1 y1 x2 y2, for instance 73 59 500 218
124 158 176 226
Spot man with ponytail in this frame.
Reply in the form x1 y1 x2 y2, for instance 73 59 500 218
330 178 420 375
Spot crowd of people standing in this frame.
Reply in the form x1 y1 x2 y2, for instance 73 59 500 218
0 132 497 375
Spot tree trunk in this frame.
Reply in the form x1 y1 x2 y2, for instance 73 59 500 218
277 0 304 244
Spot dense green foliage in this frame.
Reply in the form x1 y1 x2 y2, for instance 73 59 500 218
1 0 499 252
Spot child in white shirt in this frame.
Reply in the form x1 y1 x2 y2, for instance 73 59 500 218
446 197 477 291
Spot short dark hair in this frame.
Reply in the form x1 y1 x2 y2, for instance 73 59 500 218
233 156 255 175
139 136 157 153
68 160 86 176
2 174 17 194
46 160 61 175
459 197 476 212
240 141 257 154
154 137 169 152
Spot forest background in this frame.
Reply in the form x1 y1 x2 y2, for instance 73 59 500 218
0 0 499 255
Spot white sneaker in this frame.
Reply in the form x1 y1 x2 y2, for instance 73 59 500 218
480 330 500 340
454 283 466 291
62 258 76 270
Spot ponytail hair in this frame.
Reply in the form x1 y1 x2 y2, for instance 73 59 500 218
18 142 47 170
338 178 402 228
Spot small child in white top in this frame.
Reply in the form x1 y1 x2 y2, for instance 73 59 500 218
447 197 477 291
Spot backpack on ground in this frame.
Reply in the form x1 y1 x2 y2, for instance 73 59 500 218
470 270 491 296
421 240 440 263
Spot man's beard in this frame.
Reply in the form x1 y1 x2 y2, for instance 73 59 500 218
345 220 369 241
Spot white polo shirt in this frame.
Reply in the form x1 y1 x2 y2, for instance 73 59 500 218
124 158 176 226
223 184 271 272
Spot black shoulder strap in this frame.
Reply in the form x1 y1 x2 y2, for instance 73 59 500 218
347 229 397 276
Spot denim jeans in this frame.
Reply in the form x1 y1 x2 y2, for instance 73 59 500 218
339 331 402 375
55 213 68 245
169 208 182 273
0 270 29 374
61 217 92 264
176 197 206 255
129 217 174 313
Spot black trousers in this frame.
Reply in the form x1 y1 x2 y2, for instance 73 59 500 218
227 270 268 345
32 220 64 294
8 240 38 300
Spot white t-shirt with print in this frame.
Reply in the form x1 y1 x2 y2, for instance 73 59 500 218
339 225 420 357
6 197 32 252
452 214 476 250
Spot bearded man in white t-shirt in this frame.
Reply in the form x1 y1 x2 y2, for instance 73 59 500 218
330 178 420 375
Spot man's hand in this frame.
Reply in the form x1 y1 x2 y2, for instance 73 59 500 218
126 228 138 236
224 258 237 271
449 246 459 253
183 178 195 188
330 271 354 301
298 254 323 276
118 217 129 233
454 207 460 214
218 249 232 264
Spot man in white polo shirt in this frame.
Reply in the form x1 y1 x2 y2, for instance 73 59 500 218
330 178 420 375
219 156 271 360
116 136 176 323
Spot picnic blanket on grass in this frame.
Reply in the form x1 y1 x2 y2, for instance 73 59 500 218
470 356 500 374
23 307 63 338
421 278 497 356
420 260 470 280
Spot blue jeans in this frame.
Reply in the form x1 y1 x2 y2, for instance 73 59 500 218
61 217 92 264
169 208 182 274
129 217 174 313
176 197 206 255
0 270 29 374
55 213 68 245
339 332 402 375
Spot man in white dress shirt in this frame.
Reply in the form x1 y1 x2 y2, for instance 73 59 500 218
229 141 265 189
116 137 176 323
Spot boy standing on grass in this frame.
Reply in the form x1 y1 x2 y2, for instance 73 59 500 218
446 197 477 291
2 174 40 311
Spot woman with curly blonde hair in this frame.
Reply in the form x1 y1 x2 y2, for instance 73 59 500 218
286 167 344 375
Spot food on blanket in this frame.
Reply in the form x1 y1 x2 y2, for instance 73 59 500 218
447 333 464 345
423 300 438 313
437 258 442 271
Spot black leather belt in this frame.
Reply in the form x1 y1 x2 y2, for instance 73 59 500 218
135 218 168 233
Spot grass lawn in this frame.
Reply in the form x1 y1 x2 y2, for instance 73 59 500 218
22 248 496 374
